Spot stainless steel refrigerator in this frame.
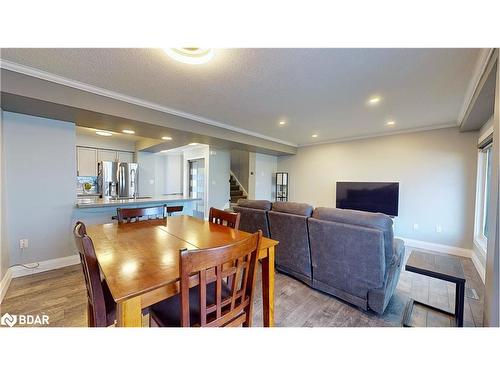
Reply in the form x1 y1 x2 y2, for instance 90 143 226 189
98 161 139 198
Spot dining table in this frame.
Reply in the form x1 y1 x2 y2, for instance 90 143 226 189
86 215 279 327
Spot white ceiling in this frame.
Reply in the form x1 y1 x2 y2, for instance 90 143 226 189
0 48 481 146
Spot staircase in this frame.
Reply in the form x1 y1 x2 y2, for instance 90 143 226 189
230 174 247 205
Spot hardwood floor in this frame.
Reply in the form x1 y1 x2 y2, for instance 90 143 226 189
0 247 484 327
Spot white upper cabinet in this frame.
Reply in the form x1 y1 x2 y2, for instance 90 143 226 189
97 149 118 162
117 151 134 163
77 147 97 176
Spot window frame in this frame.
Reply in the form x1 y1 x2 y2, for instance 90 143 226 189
474 136 493 254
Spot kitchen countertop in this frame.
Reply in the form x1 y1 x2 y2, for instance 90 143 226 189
76 194 200 208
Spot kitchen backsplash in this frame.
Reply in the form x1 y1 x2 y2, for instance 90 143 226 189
77 176 98 195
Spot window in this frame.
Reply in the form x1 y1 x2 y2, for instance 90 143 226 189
474 141 493 251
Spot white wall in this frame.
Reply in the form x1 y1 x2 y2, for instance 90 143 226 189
165 154 183 194
76 127 136 152
3 112 77 265
278 127 478 249
209 148 230 210
253 153 278 201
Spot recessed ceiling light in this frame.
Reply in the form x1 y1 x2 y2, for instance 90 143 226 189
160 150 169 153
311 134 318 138
164 48 214 65
189 143 199 146
162 136 172 140
367 96 381 105
386 121 396 127
279 121 286 125
96 130 112 137
122 129 135 134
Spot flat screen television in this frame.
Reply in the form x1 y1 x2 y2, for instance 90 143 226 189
336 182 399 216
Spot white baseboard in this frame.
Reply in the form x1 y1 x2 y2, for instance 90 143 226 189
10 254 80 278
0 268 13 304
471 252 486 284
398 237 473 258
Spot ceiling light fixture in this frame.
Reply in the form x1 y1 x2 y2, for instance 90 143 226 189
311 134 318 138
279 121 286 125
160 150 169 153
96 130 113 137
367 96 381 105
122 129 135 134
162 136 173 140
386 121 396 127
164 48 214 65
189 143 199 146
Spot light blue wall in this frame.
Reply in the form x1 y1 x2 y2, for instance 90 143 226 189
3 112 76 265
0 110 9 280
209 148 230 210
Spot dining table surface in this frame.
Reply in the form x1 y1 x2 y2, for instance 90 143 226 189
86 215 279 327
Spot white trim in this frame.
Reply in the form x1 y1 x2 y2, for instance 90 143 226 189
0 59 298 148
458 48 496 125
0 268 13 304
298 123 458 147
398 237 472 258
471 251 486 284
9 255 80 278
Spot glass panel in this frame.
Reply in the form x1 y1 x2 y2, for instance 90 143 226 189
483 147 493 238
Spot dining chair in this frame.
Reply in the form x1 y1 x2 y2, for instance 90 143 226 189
167 205 184 216
208 207 241 229
116 204 167 223
73 221 116 327
149 230 263 327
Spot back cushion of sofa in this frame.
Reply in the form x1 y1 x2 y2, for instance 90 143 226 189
272 201 313 217
313 207 394 267
268 210 312 280
233 205 270 237
236 199 272 211
308 218 386 295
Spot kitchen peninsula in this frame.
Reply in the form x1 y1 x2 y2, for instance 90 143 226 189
75 194 200 225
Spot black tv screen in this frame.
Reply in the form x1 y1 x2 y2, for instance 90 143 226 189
336 182 399 216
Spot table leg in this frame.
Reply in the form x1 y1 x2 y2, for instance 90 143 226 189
116 296 142 327
261 246 275 327
455 281 465 327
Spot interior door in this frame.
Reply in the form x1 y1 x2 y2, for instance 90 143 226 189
189 158 205 218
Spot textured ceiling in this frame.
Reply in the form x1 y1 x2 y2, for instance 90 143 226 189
0 48 480 145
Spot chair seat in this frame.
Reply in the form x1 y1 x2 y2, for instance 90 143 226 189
150 281 232 327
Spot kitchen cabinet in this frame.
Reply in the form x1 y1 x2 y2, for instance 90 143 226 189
97 149 118 162
77 147 97 176
118 151 134 163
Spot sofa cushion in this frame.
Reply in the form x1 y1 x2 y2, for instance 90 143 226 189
272 201 313 217
233 205 270 237
312 207 395 267
236 199 272 211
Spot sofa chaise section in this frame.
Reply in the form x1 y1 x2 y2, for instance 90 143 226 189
308 207 404 314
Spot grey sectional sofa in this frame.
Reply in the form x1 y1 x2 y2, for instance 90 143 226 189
234 199 405 314
268 201 314 286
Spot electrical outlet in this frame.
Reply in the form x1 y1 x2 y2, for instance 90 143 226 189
413 224 419 231
19 239 29 249
436 225 442 233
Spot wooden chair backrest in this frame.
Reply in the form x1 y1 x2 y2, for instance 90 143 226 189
208 207 241 229
179 230 262 327
116 205 167 223
73 221 108 327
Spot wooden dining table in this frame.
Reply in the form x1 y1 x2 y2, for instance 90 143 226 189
86 215 279 327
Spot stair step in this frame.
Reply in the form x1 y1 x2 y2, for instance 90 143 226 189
230 190 243 196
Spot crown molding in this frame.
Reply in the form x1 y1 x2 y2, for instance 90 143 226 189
298 122 458 147
0 59 298 147
457 48 496 126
